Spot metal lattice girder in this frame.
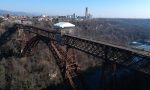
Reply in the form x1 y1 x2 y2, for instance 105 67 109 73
21 35 40 56
63 35 150 75
15 24 58 41
63 35 106 59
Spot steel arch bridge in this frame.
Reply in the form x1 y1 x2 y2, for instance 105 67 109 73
0 23 150 90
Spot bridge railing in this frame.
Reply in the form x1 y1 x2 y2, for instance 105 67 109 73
63 35 150 56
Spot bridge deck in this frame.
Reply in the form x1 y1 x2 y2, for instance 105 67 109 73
63 35 150 76
64 35 150 57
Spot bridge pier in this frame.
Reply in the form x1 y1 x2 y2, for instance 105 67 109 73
17 28 39 56
17 29 28 53
66 47 79 73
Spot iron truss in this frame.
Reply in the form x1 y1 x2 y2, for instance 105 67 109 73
63 35 150 75
15 24 58 40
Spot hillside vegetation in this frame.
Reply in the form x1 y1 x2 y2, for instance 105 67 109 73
73 19 150 46
0 18 150 89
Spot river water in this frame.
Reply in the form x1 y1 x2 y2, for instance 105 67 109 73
129 41 150 51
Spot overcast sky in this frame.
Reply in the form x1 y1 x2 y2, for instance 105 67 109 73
0 0 150 18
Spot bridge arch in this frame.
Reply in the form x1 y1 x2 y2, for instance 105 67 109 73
20 35 67 80
20 35 81 89
20 35 51 56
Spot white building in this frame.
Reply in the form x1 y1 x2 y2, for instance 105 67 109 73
54 22 75 35
54 22 75 28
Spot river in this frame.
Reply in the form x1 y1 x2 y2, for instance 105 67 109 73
129 41 150 51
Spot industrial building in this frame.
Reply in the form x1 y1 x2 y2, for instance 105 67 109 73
54 22 75 35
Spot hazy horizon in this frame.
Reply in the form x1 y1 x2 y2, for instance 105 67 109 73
1 0 150 18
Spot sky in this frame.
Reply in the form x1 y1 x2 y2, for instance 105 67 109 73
0 0 150 18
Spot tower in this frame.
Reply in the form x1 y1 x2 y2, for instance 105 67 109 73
85 7 88 19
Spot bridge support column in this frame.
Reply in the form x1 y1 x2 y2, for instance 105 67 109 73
66 47 79 74
17 28 34 56
65 47 90 90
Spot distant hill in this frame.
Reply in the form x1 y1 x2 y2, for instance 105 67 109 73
0 9 39 16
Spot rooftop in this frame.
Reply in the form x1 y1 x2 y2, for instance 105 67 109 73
54 22 75 28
